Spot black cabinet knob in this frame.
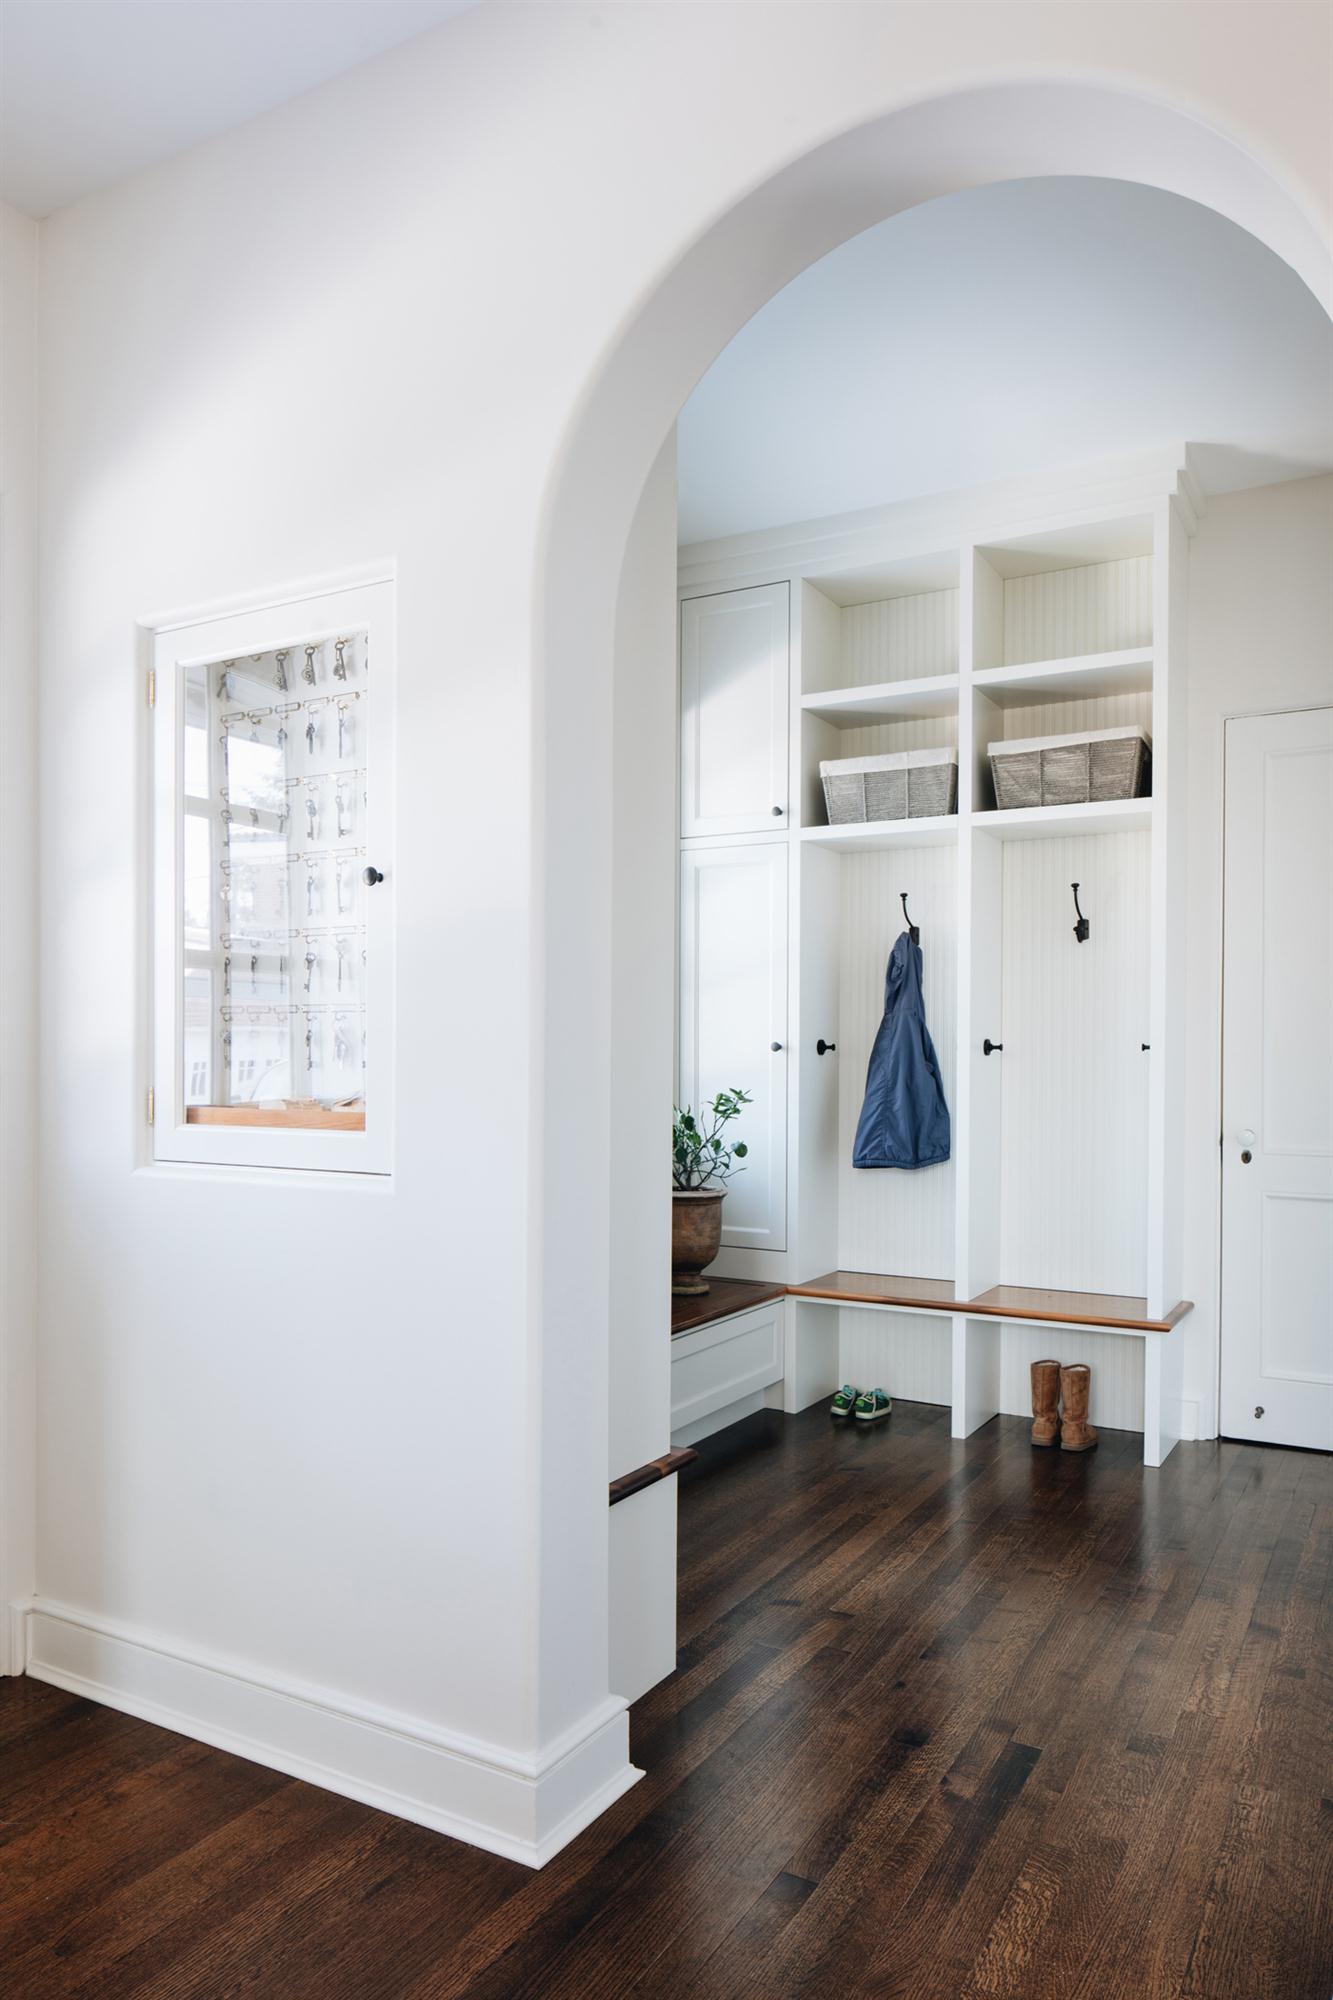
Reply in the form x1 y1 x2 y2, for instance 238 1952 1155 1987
362 866 384 886
983 1038 1003 1056
816 1039 837 1056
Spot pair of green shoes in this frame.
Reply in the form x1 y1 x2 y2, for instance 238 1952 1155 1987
830 1383 892 1424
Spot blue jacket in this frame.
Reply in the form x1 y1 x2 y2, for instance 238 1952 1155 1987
852 931 951 1170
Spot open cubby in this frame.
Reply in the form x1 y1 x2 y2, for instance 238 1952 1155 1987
971 517 1154 672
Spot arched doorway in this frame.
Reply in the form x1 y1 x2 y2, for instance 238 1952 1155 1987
529 74 1331 1785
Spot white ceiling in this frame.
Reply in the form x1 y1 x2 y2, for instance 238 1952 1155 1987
677 178 1333 546
0 0 481 217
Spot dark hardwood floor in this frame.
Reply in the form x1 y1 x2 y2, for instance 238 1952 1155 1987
2 1405 1330 1997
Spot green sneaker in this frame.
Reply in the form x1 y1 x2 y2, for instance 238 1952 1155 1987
829 1384 859 1421
854 1387 893 1424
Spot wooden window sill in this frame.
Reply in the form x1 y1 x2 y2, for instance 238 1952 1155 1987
185 1105 366 1131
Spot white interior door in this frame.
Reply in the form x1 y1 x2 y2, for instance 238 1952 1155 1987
680 584 789 837
679 841 788 1254
1219 707 1333 1450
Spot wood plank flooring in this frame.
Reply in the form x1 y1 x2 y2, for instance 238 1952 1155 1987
2 1406 1329 1997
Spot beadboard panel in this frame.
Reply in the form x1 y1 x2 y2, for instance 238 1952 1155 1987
999 831 1151 1295
1003 556 1152 666
998 1324 1146 1432
997 689 1153 743
835 714 960 760
838 847 957 1278
838 1309 951 1406
840 589 959 687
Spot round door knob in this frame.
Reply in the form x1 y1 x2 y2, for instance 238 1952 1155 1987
770 1041 783 1052
362 866 384 886
1239 1128 1256 1146
771 805 784 817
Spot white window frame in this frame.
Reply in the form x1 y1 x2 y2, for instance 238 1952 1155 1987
147 567 395 1175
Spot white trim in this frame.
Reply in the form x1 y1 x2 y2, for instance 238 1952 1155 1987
13 1598 638 1868
140 560 395 637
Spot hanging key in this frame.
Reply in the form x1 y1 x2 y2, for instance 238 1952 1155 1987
250 952 259 994
306 715 317 756
337 701 350 760
305 1017 314 1072
302 643 318 687
304 948 317 994
306 863 318 916
336 934 350 992
335 782 350 838
334 1013 350 1068
223 953 232 996
306 791 319 841
274 649 290 692
333 637 349 683
336 857 350 914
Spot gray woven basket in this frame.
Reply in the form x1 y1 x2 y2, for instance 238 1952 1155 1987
988 726 1151 810
820 747 958 825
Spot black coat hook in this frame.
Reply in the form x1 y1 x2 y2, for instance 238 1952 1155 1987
1071 882 1090 943
900 891 919 944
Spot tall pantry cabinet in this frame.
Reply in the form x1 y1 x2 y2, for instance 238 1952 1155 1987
677 453 1197 1466
677 582 792 1265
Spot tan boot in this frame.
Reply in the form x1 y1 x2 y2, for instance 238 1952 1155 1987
1029 1359 1061 1447
1059 1363 1098 1452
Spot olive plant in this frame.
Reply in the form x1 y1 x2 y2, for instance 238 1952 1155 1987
672 1088 752 1190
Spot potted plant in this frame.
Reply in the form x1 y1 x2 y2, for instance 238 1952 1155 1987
672 1088 752 1295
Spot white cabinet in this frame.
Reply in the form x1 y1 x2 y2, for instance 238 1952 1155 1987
670 1302 785 1442
679 841 788 1254
680 583 789 837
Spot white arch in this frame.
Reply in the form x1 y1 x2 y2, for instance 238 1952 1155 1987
529 75 1331 1761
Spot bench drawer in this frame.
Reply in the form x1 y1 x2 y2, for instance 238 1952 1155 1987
670 1302 784 1430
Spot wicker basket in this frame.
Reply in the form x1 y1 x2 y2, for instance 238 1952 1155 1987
988 726 1151 810
820 747 958 825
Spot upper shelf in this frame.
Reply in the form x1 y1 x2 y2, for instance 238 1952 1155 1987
973 798 1152 841
802 673 959 727
972 646 1153 707
801 814 960 851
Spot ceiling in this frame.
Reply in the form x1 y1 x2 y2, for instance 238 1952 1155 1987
0 0 481 217
677 178 1333 546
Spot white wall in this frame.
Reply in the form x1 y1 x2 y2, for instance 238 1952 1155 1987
13 0 1332 1864
1183 474 1333 1435
0 200 38 1662
608 438 678 1704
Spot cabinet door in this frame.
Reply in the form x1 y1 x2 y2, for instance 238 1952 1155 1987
679 842 788 1253
680 583 789 837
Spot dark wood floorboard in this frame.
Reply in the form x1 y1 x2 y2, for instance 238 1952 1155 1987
2 1407 1329 1998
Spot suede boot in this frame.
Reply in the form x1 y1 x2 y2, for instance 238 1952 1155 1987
1059 1363 1098 1452
1029 1359 1061 1447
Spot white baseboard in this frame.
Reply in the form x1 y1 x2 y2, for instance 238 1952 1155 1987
11 1598 639 1868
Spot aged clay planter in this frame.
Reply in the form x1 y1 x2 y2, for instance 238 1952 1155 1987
671 1188 726 1296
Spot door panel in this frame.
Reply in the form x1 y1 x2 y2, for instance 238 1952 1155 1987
679 842 788 1253
680 584 789 837
1220 707 1333 1449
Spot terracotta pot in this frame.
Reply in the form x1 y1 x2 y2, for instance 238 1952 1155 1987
671 1188 725 1296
